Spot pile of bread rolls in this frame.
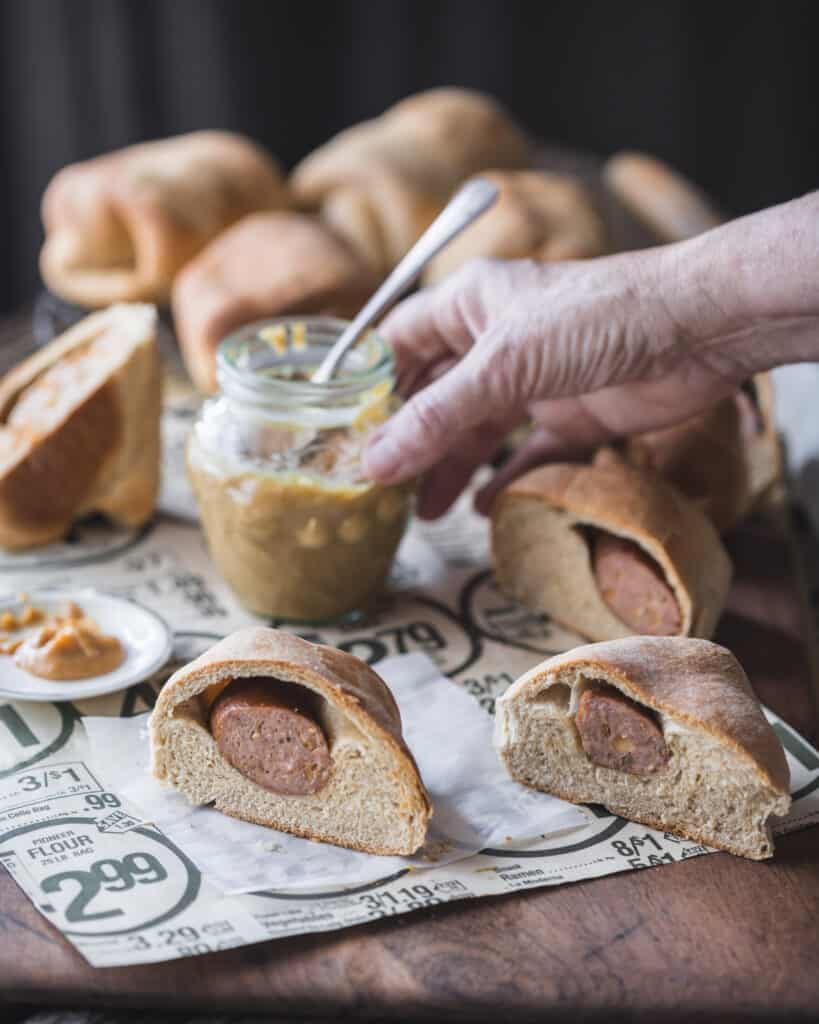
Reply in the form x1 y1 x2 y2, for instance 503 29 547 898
39 88 723 390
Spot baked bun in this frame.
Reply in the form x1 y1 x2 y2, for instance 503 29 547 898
319 175 443 276
40 131 289 307
491 449 732 641
150 628 431 855
171 211 378 392
602 151 722 243
624 381 782 533
292 88 531 275
422 171 607 286
0 303 160 550
494 637 790 859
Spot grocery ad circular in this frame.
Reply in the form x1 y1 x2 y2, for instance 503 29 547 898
461 570 584 656
483 813 628 858
0 816 201 936
252 867 410 901
0 702 75 778
277 594 482 678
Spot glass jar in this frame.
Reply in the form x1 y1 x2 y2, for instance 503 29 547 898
187 317 413 622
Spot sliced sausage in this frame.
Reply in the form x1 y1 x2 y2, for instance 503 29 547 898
210 677 332 795
592 532 682 635
575 685 669 774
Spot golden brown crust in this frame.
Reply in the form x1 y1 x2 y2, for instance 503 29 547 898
292 88 531 273
625 396 751 532
423 170 608 285
171 211 377 392
40 131 289 307
0 304 159 549
493 449 732 638
319 176 443 276
507 636 789 796
743 373 784 511
294 88 531 202
625 383 783 532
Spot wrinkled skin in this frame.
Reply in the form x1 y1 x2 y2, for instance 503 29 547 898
362 193 819 518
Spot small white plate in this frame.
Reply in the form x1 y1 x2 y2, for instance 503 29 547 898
0 588 173 702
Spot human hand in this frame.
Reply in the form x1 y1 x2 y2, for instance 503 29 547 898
362 192 819 519
361 252 741 518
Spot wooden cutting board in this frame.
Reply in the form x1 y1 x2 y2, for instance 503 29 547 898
0 511 817 1021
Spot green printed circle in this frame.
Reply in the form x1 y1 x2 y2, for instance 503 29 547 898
279 593 482 678
0 703 75 779
252 867 410 901
460 570 583 656
0 816 201 936
482 815 629 858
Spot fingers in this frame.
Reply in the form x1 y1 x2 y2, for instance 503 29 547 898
397 353 457 399
414 419 517 519
474 395 623 513
473 429 589 515
380 258 512 377
379 281 470 381
416 457 485 520
363 340 503 484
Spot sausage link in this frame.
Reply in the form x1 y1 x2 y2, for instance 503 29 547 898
210 677 332 795
575 685 669 774
592 532 682 635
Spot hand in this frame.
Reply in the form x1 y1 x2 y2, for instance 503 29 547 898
361 253 742 518
362 192 819 519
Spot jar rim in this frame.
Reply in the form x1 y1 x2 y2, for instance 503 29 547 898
216 316 394 409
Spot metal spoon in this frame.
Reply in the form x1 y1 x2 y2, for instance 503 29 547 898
311 177 499 384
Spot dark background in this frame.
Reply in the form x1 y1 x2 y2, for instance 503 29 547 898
1 0 817 313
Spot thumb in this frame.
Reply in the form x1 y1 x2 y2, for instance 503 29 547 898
362 330 523 483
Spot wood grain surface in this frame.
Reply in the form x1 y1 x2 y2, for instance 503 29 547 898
0 310 818 1021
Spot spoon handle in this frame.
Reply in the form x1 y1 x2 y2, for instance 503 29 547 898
311 177 498 383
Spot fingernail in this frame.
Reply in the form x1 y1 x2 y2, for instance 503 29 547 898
363 430 401 480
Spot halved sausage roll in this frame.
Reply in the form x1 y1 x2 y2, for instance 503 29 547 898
491 449 732 641
494 637 791 859
150 628 431 855
0 303 160 549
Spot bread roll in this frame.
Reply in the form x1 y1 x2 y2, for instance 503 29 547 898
624 380 782 533
171 211 378 392
494 637 790 859
0 303 160 550
490 449 732 641
602 151 722 243
292 88 531 275
150 628 431 855
422 171 607 286
740 373 783 513
40 131 289 308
